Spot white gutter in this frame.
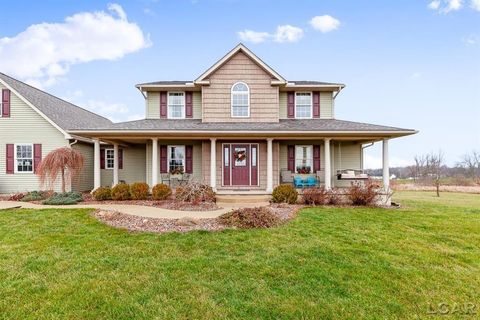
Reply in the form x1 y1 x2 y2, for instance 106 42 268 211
68 129 418 136
333 86 343 99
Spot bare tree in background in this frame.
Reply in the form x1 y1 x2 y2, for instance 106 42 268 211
413 151 444 196
426 151 444 197
413 154 427 182
458 150 480 182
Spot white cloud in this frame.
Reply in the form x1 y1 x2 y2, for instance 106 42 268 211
0 3 150 87
309 15 341 33
61 90 139 122
428 0 441 9
143 8 155 16
428 0 464 12
471 0 480 10
410 72 422 79
273 25 304 43
238 30 271 44
237 25 304 44
462 34 479 45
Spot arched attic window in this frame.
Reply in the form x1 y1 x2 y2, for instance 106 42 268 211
231 82 250 117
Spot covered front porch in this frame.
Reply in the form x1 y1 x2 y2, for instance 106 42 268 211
83 134 392 194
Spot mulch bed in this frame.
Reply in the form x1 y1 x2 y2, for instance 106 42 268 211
93 204 302 234
81 193 220 211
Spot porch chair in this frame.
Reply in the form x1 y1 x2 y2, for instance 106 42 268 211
160 173 170 185
294 176 304 188
280 169 294 185
179 173 192 186
304 176 318 187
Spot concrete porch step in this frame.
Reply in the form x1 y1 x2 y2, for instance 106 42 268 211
216 194 271 204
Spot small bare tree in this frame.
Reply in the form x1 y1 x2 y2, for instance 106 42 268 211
36 147 85 193
458 150 480 182
413 154 427 182
426 151 444 197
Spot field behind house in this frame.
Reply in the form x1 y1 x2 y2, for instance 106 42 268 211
0 191 479 319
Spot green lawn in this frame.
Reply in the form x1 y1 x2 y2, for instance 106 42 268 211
0 192 479 319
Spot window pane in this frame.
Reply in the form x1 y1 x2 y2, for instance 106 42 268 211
232 83 248 91
16 145 33 172
295 146 313 174
295 93 312 118
168 146 185 174
224 147 229 167
168 92 185 118
251 147 257 166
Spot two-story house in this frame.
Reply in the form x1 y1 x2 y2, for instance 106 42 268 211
0 44 416 195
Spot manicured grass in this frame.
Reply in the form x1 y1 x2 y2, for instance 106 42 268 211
0 192 479 319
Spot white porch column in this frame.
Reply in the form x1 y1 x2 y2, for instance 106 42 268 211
151 138 158 187
267 138 273 193
113 143 119 186
382 139 390 191
93 139 101 191
210 138 217 191
324 138 331 190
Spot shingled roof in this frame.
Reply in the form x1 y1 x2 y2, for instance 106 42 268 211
0 72 112 131
70 118 415 133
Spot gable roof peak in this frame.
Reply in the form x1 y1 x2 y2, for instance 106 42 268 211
194 43 286 84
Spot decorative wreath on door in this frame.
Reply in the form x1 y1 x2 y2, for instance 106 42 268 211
233 150 246 162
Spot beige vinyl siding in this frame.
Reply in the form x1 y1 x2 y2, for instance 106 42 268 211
279 92 334 119
146 91 202 120
146 92 160 119
192 91 201 119
279 141 361 187
320 92 334 119
202 51 279 123
146 140 203 186
0 83 69 193
101 145 146 186
332 141 362 187
71 142 94 192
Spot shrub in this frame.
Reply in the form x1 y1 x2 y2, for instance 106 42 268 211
152 184 172 200
271 184 298 204
21 191 50 202
43 192 83 205
111 183 131 201
175 182 216 204
218 207 280 229
302 187 328 205
327 188 342 205
9 192 26 201
92 186 112 201
130 182 150 200
347 180 379 206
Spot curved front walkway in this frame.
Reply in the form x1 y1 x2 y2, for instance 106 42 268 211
0 201 270 219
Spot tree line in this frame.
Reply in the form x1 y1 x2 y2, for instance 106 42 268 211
365 150 480 196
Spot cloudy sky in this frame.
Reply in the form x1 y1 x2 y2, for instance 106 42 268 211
0 0 478 168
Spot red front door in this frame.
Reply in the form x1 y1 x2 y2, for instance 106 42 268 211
231 144 250 185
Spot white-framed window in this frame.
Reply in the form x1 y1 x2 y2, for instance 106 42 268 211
105 149 115 169
168 145 185 174
15 144 33 173
295 145 313 174
168 92 185 119
231 82 250 117
295 92 312 119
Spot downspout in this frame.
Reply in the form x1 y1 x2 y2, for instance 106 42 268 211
69 139 78 147
361 142 374 170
